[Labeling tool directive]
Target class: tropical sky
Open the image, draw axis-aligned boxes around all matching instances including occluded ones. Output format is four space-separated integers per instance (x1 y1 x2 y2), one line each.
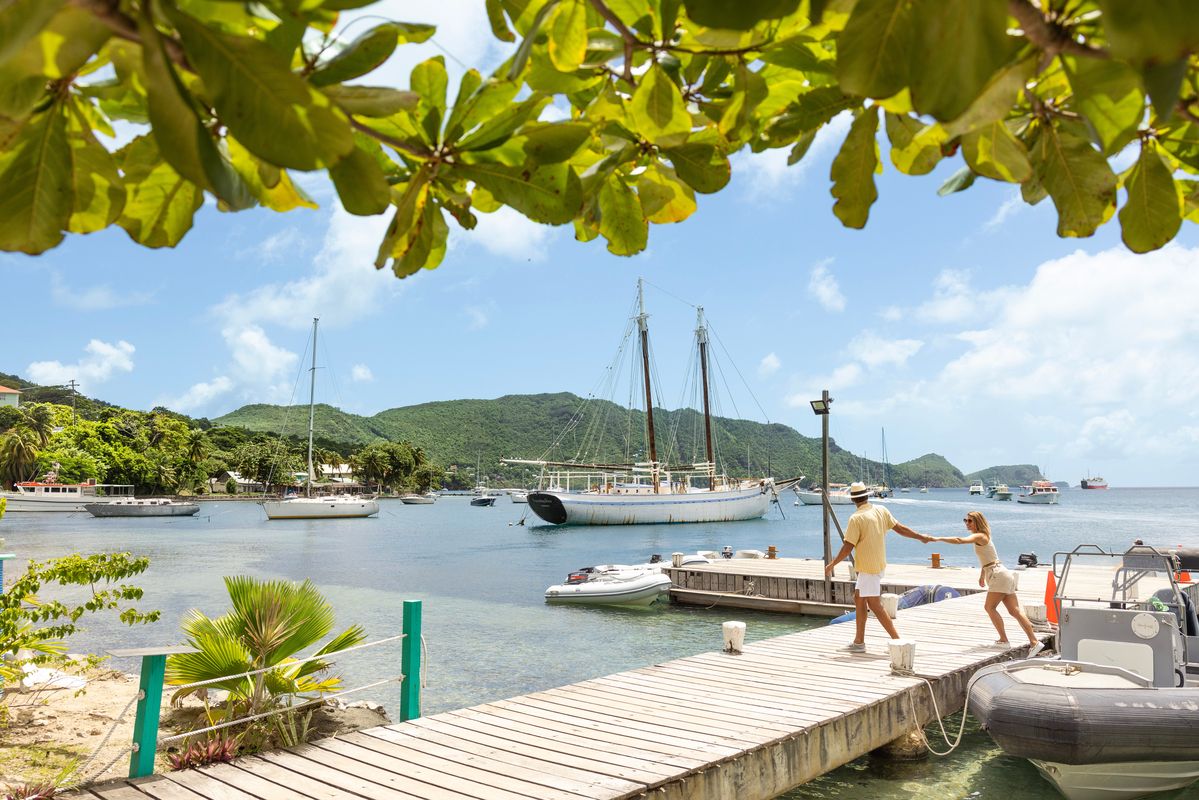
3 1 1197 486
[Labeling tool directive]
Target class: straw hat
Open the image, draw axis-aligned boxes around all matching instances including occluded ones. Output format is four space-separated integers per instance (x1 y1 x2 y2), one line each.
848 481 870 500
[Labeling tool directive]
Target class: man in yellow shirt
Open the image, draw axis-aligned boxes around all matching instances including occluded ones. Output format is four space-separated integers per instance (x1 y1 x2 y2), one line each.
824 482 930 652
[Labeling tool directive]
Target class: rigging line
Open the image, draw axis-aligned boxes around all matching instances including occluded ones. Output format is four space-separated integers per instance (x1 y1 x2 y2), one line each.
428 37 471 71
319 333 347 424
640 278 698 310
708 322 772 424
262 329 312 495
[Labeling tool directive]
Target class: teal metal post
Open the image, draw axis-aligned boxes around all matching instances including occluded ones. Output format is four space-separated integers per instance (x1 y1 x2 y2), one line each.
399 600 422 721
0 553 14 593
129 654 165 778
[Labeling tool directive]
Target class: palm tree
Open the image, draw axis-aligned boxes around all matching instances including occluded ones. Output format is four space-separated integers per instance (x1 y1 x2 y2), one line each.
19 403 55 447
166 577 365 717
1 426 41 486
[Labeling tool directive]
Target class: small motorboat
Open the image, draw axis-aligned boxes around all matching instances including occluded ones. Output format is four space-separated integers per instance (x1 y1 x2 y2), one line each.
509 490 528 504
992 484 1013 501
793 485 852 506
84 499 200 517
969 544 1199 800
1017 480 1059 504
545 569 672 607
399 494 436 505
470 496 497 507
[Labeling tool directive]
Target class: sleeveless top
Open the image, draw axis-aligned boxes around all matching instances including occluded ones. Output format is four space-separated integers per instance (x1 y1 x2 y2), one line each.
973 535 1001 568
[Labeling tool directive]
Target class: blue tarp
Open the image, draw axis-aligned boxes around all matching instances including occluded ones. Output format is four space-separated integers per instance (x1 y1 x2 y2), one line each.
829 584 961 624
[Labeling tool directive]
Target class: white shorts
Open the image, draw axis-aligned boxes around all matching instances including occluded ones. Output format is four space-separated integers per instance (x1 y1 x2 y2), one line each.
855 571 883 597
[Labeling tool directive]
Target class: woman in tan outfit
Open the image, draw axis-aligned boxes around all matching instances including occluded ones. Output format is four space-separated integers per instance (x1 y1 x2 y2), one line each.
932 510 1043 655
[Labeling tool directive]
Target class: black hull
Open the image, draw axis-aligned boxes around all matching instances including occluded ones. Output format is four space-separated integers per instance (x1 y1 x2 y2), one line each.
970 667 1199 765
527 492 567 524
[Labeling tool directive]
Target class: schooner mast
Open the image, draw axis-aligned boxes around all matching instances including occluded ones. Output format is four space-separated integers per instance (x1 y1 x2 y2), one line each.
636 278 659 492
306 317 318 498
696 307 715 490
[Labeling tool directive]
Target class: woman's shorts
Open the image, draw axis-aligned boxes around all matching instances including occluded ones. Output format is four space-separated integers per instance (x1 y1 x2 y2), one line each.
986 565 1019 594
855 571 883 597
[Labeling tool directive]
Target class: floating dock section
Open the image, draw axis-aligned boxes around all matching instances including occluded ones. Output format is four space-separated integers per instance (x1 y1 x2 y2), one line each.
71 567 1055 800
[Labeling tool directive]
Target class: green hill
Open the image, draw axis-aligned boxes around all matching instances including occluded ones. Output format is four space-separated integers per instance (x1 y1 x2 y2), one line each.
216 393 973 488
965 464 1046 486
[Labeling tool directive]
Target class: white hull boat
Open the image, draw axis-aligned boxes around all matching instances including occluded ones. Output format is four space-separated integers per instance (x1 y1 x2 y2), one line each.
2 482 134 512
527 483 774 526
1018 481 1059 504
399 494 436 505
793 488 852 506
545 571 673 606
263 496 379 519
1029 759 1199 800
509 491 528 504
85 499 200 517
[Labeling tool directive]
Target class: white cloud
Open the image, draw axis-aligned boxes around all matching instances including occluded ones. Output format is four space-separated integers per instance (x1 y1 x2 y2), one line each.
847 332 923 368
983 190 1023 232
785 363 863 408
465 306 490 330
245 228 306 262
758 352 781 378
734 111 853 200
351 364 374 382
164 376 234 413
27 340 135 391
50 273 153 310
461 206 556 262
808 259 845 312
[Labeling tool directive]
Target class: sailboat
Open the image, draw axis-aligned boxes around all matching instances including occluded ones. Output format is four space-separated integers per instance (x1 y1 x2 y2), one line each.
261 318 379 520
503 281 798 526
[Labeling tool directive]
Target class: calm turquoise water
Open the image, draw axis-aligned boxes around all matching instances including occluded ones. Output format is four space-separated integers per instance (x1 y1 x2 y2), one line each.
4 487 1199 799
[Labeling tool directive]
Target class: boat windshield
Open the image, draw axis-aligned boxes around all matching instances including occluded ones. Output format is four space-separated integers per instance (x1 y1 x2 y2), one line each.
1053 545 1183 609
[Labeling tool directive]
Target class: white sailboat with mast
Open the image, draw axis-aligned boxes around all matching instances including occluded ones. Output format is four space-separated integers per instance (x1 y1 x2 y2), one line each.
261 318 379 520
504 281 797 526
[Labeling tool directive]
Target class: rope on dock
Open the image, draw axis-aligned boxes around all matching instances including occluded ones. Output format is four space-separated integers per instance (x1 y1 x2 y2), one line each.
55 688 141 792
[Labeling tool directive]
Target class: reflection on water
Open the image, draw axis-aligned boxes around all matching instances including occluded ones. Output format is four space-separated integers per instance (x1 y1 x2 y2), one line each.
3 488 1199 799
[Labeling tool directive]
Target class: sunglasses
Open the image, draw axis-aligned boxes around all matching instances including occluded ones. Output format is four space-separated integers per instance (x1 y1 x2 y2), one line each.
962 518 973 523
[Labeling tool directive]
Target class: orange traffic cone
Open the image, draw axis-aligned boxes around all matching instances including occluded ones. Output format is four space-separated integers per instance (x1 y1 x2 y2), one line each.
1177 545 1191 583
1044 570 1058 624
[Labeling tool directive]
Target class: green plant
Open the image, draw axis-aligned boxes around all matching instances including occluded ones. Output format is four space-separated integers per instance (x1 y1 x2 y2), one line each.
0 553 160 688
224 477 237 495
3 781 56 800
165 577 365 719
272 707 316 749
166 735 239 771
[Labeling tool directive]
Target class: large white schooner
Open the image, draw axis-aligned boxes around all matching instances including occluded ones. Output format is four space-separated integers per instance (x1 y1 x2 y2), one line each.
504 281 798 526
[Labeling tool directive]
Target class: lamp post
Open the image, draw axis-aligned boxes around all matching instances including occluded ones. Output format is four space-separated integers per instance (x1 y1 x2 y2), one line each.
811 391 832 603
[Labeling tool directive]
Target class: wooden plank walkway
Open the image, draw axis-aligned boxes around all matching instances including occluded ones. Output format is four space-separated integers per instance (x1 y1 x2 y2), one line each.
70 569 1056 800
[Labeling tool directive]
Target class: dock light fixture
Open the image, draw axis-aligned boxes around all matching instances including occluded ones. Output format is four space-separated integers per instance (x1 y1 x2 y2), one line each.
810 398 830 415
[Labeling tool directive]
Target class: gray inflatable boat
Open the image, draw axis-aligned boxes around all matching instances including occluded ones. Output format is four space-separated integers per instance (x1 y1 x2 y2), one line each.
969 545 1199 800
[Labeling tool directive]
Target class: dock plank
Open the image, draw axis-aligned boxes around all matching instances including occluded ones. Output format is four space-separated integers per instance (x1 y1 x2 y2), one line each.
65 563 1059 800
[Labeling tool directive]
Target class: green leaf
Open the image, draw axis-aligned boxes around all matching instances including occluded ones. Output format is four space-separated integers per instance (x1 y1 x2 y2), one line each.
375 173 430 268
1098 0 1199 63
117 135 204 248
321 85 419 117
1182 179 1199 223
1063 57 1144 156
937 166 976 195
1028 120 1116 238
227 138 317 212
628 63 691 146
65 99 124 234
787 129 817 165
961 121 1031 183
0 0 65 67
548 0 588 72
764 86 855 145
760 36 835 73
0 102 70 254
907 0 1015 121
1118 140 1182 253
662 141 730 193
456 95 551 152
684 0 801 31
1160 122 1199 172
456 161 582 224
636 163 696 223
597 175 647 255
508 0 558 81
329 145 391 216
2 5 109 79
411 56 449 145
394 202 449 277
1141 58 1187 120
485 0 517 43
519 121 592 163
942 57 1036 138
829 105 879 228
835 0 914 99
167 7 354 170
309 23 404 87
884 113 944 175
444 74 520 145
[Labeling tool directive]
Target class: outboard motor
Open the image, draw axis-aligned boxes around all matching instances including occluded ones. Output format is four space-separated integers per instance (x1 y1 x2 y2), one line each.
1018 552 1039 568
649 554 663 564
721 546 734 559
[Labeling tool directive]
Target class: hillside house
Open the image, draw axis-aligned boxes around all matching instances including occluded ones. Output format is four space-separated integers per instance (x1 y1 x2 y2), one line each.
0 385 20 407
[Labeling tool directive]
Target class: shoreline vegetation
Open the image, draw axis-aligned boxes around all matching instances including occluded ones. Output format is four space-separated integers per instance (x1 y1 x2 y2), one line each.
1 372 1046 492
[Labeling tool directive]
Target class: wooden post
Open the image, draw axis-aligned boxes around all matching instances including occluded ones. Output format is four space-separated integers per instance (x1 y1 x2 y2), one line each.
109 646 197 779
400 600 422 722
821 390 832 603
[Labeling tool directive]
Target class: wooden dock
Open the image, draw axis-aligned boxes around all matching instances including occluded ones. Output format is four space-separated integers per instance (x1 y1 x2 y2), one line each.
69 566 1056 800
667 557 997 615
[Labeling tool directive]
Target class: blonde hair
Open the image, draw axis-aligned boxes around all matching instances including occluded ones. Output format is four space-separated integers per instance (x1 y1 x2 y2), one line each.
965 510 991 537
